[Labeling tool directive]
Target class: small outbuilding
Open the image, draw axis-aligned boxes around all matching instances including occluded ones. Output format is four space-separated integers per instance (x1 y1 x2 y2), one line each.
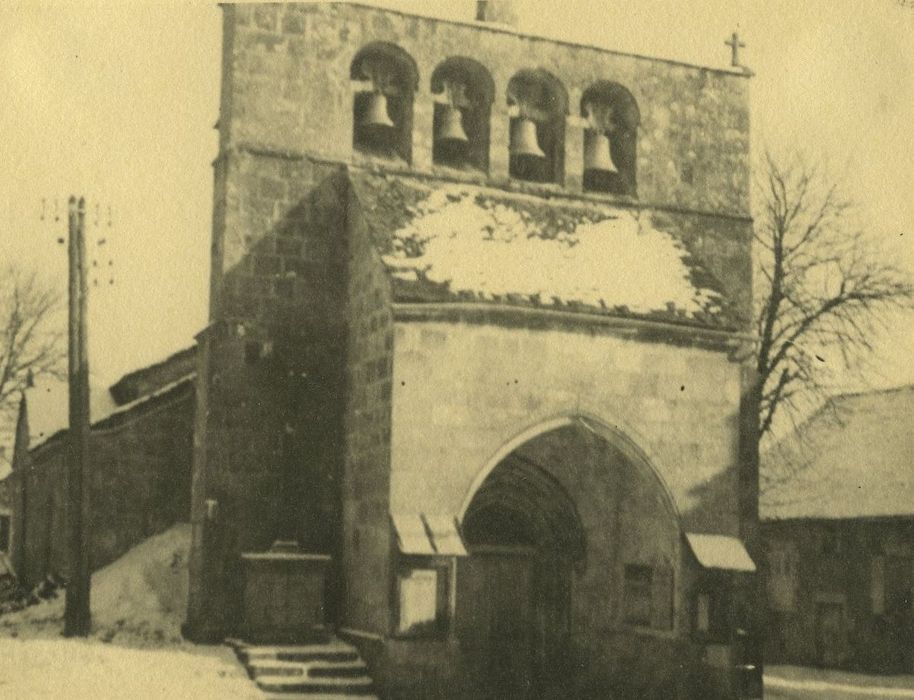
761 385 914 673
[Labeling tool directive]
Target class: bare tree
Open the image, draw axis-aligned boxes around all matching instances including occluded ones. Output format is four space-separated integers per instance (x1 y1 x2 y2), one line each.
0 264 66 428
754 151 914 444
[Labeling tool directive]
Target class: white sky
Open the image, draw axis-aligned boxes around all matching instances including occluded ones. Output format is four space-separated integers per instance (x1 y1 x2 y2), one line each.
1 0 913 388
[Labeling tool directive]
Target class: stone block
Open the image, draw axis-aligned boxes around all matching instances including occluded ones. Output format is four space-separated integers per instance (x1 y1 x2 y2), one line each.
281 9 307 35
259 176 286 200
242 544 332 643
253 5 279 33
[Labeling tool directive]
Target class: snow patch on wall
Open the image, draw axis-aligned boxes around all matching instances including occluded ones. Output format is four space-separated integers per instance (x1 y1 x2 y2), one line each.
381 185 721 319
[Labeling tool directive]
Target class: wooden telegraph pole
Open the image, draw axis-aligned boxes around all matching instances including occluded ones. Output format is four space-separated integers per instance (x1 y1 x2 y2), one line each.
64 196 91 637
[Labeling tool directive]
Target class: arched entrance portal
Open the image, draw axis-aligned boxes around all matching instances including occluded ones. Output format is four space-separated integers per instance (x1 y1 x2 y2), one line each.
456 417 681 699
459 454 585 697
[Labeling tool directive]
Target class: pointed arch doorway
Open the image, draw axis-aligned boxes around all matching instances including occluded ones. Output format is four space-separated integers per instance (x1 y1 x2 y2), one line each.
456 439 587 698
454 416 682 698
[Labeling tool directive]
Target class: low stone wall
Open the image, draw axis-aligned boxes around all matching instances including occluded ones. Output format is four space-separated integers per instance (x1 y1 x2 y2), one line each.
9 381 194 587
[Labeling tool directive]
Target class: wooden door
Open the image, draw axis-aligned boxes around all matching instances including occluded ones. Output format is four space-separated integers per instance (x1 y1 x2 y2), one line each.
457 546 535 699
533 555 573 688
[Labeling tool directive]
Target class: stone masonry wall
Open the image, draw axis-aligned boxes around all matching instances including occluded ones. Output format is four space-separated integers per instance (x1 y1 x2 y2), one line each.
390 319 743 534
341 189 395 635
224 2 751 217
382 317 742 696
188 150 350 637
9 384 193 587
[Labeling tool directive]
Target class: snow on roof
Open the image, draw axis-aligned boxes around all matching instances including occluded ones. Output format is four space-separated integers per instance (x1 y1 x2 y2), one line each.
26 373 194 451
351 175 733 328
92 373 195 429
25 378 118 449
685 533 756 572
761 385 914 521
110 345 196 405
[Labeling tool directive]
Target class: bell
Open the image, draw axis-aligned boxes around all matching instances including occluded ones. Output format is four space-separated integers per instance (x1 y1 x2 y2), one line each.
583 130 618 174
435 104 469 145
360 91 395 131
510 117 546 159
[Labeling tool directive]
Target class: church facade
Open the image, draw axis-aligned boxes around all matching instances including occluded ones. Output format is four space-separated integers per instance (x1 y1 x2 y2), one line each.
7 3 760 698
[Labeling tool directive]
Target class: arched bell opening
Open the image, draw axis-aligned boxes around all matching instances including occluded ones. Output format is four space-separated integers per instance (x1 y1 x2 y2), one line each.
507 69 567 184
580 82 639 196
431 57 494 172
350 42 418 162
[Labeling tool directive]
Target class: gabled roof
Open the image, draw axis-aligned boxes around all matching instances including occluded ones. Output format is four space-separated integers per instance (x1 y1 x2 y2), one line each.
349 173 740 331
109 346 195 405
760 385 914 521
24 373 197 454
21 344 197 454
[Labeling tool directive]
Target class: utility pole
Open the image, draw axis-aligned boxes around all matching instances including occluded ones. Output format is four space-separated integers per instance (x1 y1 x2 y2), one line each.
64 196 91 637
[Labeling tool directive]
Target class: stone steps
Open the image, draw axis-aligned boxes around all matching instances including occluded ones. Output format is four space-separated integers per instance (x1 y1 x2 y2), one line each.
261 695 378 700
230 638 377 699
240 644 360 664
257 676 374 694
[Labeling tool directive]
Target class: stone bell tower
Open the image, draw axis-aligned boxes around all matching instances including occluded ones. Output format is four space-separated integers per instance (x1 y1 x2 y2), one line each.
185 4 758 698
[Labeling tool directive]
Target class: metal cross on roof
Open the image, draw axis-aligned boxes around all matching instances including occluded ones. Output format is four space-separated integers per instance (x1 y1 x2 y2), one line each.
725 31 746 68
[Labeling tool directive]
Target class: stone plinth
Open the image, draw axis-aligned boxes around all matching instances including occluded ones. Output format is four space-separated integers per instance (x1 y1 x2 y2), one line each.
241 540 331 643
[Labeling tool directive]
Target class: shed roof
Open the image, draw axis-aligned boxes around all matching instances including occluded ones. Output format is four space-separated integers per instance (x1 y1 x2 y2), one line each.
760 385 914 521
392 512 468 557
25 373 195 453
349 173 739 331
685 533 756 572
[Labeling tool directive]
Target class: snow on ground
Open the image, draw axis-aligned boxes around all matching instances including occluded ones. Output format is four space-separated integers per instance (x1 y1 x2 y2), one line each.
382 184 721 317
0 638 261 699
0 524 261 698
0 524 191 645
766 665 914 699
